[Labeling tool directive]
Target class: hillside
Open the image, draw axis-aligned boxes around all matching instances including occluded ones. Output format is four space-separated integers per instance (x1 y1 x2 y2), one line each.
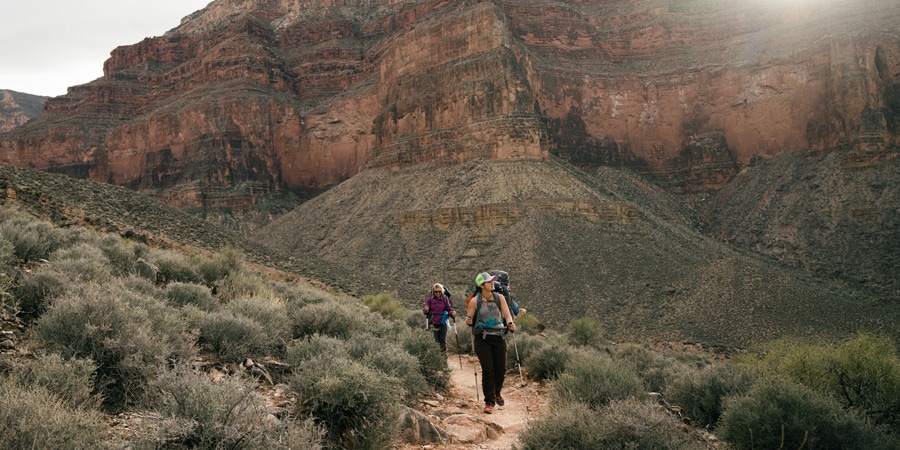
0 90 46 133
253 157 899 349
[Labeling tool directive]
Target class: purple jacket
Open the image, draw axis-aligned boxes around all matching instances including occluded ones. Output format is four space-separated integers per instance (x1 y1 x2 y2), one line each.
423 294 453 325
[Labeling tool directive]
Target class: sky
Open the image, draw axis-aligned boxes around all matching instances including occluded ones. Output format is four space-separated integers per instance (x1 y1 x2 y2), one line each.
0 0 211 97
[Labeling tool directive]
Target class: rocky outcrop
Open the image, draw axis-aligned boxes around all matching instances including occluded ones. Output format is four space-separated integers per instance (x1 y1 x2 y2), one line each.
0 90 46 133
1 0 898 208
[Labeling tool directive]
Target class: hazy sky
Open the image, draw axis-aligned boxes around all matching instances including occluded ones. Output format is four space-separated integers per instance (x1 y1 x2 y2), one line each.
0 0 211 97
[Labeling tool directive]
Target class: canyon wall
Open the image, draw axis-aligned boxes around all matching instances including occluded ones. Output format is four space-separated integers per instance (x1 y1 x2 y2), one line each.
1 0 897 208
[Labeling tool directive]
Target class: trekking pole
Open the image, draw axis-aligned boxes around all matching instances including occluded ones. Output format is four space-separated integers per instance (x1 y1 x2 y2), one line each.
452 317 463 370
510 330 530 420
472 331 479 402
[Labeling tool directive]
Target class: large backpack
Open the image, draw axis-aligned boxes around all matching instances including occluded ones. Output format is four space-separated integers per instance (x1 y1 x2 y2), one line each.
488 269 520 316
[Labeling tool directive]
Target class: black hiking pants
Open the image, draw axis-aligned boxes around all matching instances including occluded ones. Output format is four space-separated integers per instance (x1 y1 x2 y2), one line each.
473 332 507 406
431 324 448 352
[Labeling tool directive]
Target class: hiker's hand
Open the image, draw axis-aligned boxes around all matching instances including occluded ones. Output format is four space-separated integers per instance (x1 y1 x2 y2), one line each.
450 311 456 317
519 308 526 315
465 316 472 326
508 322 516 332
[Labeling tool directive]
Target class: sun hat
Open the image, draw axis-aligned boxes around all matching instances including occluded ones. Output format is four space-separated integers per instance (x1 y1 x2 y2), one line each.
475 272 497 286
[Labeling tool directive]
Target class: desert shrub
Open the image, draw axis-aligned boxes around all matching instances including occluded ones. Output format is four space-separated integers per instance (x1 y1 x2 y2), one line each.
199 310 269 363
522 397 705 450
215 269 268 303
743 333 900 431
448 320 473 354
357 306 410 338
284 334 349 366
405 309 427 329
552 353 644 410
228 295 292 348
165 282 219 310
49 242 113 283
290 355 402 450
527 339 573 381
346 333 428 402
197 246 244 285
666 361 756 428
613 343 686 393
97 235 138 276
150 367 273 449
152 251 202 284
12 353 98 408
33 284 178 409
0 237 14 267
719 377 887 450
402 330 451 392
361 292 408 321
290 300 365 339
265 418 326 450
272 281 334 306
567 317 604 347
0 210 69 263
0 380 109 449
514 312 543 334
505 331 543 373
12 269 67 321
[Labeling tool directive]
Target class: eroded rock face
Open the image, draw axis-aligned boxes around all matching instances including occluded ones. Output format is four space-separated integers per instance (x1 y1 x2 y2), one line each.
0 91 46 133
0 0 897 208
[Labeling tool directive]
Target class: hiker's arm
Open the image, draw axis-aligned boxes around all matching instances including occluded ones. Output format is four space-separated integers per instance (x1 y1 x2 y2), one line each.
499 294 516 331
465 299 477 325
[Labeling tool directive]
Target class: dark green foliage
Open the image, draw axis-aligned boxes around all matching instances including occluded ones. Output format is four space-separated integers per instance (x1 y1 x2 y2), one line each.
0 380 109 450
514 312 543 335
551 352 644 410
567 317 604 348
165 281 218 310
402 330 451 392
526 339 573 381
719 377 888 450
519 399 703 450
12 269 66 321
199 310 269 363
666 362 755 428
290 356 402 450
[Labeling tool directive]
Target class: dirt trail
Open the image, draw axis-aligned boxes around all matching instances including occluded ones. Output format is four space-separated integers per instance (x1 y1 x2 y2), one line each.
399 347 549 450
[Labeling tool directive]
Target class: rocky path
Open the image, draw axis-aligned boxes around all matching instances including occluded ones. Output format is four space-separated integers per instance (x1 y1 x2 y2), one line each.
398 348 549 450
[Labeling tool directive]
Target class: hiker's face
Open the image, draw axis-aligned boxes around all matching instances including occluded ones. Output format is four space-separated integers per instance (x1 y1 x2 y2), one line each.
482 281 493 291
433 290 442 296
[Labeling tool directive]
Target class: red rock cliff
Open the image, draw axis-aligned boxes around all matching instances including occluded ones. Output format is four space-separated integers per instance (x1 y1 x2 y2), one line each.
0 0 897 206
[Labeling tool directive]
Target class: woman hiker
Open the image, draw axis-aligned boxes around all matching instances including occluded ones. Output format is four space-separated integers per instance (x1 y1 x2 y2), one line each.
466 272 516 414
423 283 455 352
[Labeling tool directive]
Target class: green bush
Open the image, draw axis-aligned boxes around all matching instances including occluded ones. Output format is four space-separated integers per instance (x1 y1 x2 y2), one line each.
290 355 402 450
199 310 269 363
12 269 66 321
361 292 408 321
98 235 138 276
228 295 292 349
612 343 685 393
527 339 573 381
284 334 349 366
152 251 202 284
33 284 179 409
150 367 273 449
552 352 644 410
346 334 428 402
0 380 109 449
165 282 218 310
514 312 543 335
0 237 15 267
519 399 703 450
402 330 451 392
290 300 365 339
448 321 474 354
12 353 98 408
567 317 604 347
49 242 113 283
666 362 755 428
198 246 244 285
0 210 69 263
505 331 543 374
744 333 900 431
719 377 887 450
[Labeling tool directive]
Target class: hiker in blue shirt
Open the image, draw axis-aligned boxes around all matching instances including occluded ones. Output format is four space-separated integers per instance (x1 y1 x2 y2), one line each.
465 272 516 414
423 283 455 352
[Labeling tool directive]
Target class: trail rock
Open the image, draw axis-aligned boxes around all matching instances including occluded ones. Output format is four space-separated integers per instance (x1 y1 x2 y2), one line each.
398 407 449 445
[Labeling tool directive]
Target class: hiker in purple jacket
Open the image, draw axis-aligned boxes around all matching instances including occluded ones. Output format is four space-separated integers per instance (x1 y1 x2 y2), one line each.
423 283 455 352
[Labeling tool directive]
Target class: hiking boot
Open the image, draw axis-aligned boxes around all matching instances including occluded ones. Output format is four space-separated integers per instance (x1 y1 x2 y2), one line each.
495 395 505 406
483 404 494 414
